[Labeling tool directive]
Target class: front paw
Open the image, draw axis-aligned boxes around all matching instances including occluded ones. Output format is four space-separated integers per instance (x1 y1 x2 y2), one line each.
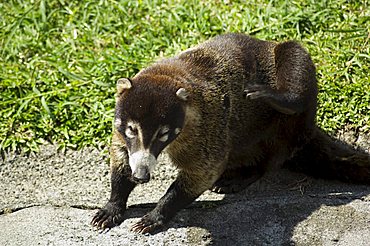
91 202 125 230
244 84 271 99
131 212 164 234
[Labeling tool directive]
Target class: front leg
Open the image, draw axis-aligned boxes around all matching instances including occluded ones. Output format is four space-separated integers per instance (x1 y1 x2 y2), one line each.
131 170 216 233
91 164 136 229
91 140 136 229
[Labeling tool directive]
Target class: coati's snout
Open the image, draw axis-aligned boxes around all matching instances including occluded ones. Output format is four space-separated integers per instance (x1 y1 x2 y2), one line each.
129 150 156 183
132 167 150 183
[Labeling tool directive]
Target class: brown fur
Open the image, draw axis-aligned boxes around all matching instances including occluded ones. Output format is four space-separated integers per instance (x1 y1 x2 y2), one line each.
92 33 370 233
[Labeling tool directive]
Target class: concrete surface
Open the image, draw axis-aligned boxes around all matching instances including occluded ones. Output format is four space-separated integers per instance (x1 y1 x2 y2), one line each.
1 135 369 246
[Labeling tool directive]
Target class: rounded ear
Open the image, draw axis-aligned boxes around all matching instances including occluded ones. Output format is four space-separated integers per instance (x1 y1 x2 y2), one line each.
176 88 188 101
117 78 132 95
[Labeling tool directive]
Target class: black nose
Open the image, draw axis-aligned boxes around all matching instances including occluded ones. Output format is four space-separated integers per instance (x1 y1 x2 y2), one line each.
133 174 150 184
132 168 150 183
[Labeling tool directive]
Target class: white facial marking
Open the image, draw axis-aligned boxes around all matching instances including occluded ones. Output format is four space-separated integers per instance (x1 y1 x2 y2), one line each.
129 150 157 176
148 125 171 147
175 128 181 135
158 134 169 142
125 121 142 141
125 127 136 139
126 122 157 177
114 118 122 128
158 125 170 142
149 127 161 148
160 125 170 134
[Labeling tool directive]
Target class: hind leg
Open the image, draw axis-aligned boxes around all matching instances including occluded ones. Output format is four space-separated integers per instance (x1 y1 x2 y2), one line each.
211 165 262 194
244 41 317 115
211 141 290 194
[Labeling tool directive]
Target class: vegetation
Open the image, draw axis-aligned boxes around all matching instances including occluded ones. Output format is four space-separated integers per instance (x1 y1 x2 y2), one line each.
1 0 369 153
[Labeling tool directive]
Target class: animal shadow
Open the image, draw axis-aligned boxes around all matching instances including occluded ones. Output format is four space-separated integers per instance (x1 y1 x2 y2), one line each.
126 168 369 245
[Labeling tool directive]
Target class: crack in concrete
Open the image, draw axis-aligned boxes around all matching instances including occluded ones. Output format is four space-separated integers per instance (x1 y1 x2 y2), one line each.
70 204 101 210
0 203 42 215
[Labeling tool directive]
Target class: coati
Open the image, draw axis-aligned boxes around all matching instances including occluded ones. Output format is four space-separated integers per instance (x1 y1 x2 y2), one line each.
91 33 370 233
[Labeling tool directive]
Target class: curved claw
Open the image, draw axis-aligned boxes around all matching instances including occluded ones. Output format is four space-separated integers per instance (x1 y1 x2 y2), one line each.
91 203 125 230
130 214 163 234
244 84 271 100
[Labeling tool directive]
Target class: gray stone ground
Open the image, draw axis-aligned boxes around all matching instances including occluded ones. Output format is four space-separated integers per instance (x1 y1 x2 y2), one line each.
0 131 369 246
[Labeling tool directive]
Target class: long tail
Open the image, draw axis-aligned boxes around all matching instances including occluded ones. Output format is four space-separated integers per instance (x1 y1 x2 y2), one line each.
285 127 370 184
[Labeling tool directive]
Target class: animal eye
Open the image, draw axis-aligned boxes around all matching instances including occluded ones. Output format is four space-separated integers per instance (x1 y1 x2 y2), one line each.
158 126 170 142
158 133 169 142
125 125 137 139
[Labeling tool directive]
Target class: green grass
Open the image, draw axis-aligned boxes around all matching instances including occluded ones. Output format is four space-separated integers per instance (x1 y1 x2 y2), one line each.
1 0 369 154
